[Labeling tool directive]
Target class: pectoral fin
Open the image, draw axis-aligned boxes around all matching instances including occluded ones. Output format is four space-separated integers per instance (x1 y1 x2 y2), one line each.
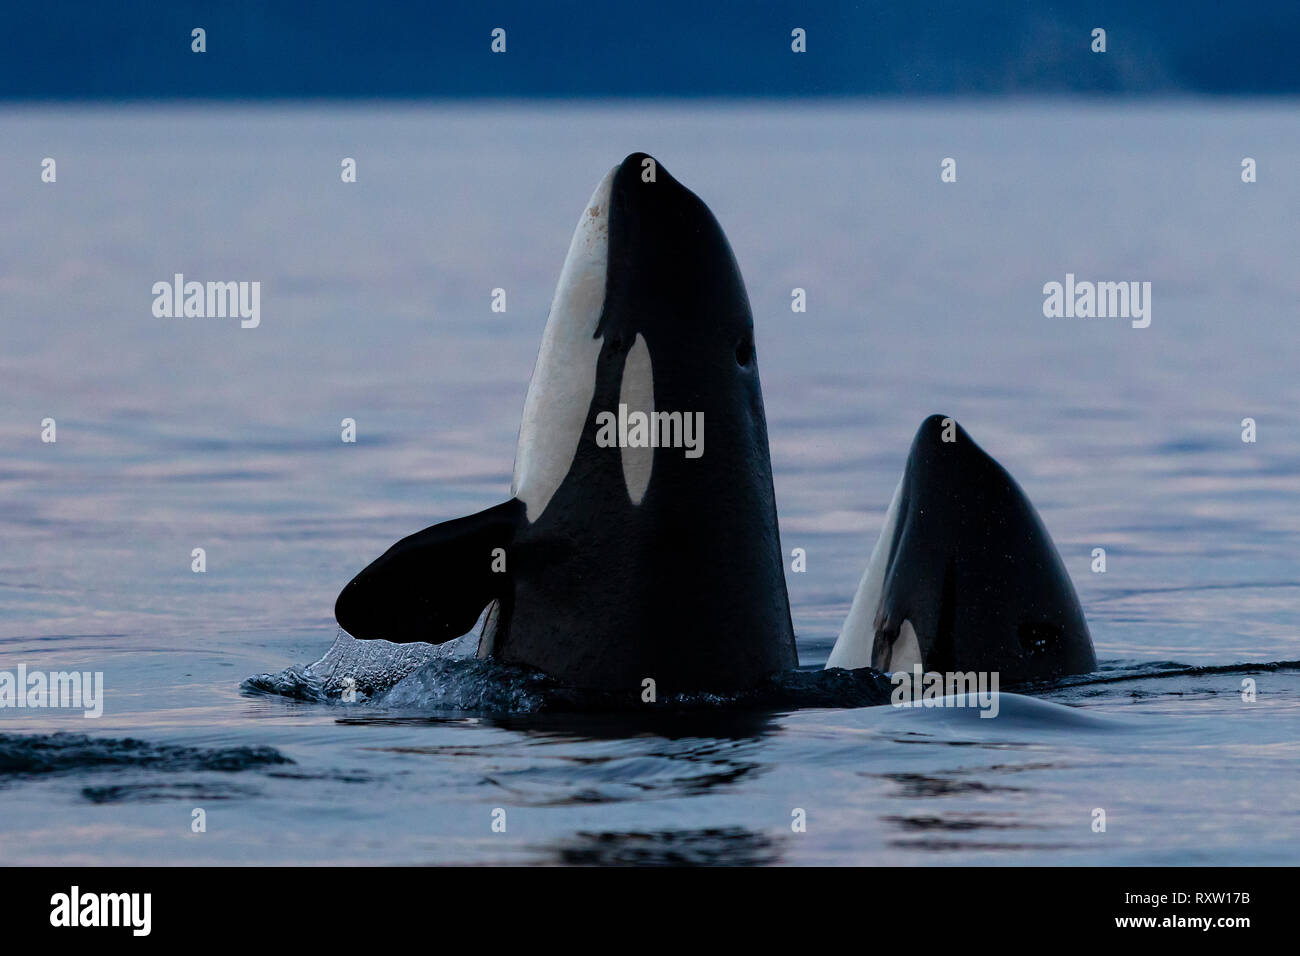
334 498 524 644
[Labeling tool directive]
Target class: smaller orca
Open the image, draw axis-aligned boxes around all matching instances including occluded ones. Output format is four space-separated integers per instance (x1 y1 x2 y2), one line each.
826 415 1096 682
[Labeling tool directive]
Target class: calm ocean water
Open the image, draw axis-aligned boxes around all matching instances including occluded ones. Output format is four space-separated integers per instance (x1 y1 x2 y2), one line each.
1 102 1297 864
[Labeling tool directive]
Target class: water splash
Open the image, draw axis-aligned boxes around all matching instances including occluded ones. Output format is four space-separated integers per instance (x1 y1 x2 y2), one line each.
243 631 1300 716
242 629 470 702
243 631 895 713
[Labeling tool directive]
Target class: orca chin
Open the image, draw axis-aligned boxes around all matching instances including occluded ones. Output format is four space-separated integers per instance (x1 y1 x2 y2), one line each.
826 415 1096 683
335 152 798 694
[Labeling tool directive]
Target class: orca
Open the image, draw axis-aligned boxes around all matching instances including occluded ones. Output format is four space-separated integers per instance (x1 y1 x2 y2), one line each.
826 415 1096 682
335 152 799 693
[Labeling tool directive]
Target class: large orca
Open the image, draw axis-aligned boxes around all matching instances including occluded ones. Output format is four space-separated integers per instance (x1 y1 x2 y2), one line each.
335 153 799 693
826 415 1096 682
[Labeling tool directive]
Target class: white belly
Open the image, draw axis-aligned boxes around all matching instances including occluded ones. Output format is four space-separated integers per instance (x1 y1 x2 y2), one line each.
512 166 616 523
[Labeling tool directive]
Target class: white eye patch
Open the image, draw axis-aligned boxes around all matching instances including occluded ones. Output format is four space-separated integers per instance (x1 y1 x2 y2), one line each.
887 620 923 672
618 333 654 505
